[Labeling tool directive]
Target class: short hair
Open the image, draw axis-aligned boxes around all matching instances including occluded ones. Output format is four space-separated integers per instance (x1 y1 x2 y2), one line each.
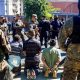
42 15 46 18
14 34 21 41
49 39 56 46
27 29 35 38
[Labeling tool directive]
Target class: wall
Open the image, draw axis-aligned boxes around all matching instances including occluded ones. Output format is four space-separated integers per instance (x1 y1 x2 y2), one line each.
0 0 5 15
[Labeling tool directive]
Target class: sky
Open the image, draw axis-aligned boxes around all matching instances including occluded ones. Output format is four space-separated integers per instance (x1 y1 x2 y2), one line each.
48 0 78 2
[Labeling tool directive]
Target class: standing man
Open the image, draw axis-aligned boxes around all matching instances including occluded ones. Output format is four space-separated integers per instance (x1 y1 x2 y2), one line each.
0 29 12 80
29 14 39 38
12 14 25 41
38 16 50 48
51 15 61 39
58 1 80 80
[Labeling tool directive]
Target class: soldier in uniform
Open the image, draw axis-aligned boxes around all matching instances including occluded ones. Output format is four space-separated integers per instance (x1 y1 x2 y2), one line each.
12 14 25 41
0 29 12 80
58 1 80 80
29 14 39 39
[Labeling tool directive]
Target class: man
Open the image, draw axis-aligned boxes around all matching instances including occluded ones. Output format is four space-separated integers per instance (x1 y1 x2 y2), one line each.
23 30 41 79
58 1 80 80
42 39 60 78
38 16 50 48
0 29 12 80
12 14 25 41
51 15 61 39
29 14 39 38
0 16 10 61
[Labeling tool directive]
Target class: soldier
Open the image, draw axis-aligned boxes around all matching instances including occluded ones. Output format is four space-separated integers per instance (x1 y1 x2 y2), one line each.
58 1 80 80
12 14 25 41
0 29 12 80
29 14 39 39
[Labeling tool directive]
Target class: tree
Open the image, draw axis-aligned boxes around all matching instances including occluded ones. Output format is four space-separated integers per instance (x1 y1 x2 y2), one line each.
24 0 53 20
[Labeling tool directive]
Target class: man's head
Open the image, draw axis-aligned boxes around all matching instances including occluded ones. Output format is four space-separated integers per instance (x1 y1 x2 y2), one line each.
32 14 38 22
41 15 46 20
49 39 56 47
14 34 21 42
27 29 35 38
0 16 4 23
15 14 20 20
54 15 58 21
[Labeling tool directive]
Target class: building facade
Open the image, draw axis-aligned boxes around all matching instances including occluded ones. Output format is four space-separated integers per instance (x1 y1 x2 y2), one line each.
0 0 23 16
49 0 78 15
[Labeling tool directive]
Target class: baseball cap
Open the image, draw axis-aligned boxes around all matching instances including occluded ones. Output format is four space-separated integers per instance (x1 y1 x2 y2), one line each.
32 14 38 19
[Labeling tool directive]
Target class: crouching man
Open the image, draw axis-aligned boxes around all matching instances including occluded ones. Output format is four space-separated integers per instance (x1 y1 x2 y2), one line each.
42 39 60 78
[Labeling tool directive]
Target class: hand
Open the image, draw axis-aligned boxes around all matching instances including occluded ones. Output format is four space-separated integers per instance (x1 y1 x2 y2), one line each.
51 65 57 71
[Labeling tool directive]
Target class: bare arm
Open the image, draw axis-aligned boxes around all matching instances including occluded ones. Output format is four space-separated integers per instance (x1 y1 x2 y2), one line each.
42 56 50 69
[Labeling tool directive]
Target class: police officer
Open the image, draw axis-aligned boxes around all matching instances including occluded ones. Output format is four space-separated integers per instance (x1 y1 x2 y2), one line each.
38 16 50 48
58 1 80 80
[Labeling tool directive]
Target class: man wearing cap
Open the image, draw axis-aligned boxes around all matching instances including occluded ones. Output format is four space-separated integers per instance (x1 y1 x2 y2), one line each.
29 14 39 38
58 0 80 80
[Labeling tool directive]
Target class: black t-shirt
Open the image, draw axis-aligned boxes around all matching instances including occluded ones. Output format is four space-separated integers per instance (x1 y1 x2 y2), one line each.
23 38 41 61
38 20 50 32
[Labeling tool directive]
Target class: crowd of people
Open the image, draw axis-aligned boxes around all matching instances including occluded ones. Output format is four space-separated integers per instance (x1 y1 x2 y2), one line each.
0 13 65 80
0 1 79 80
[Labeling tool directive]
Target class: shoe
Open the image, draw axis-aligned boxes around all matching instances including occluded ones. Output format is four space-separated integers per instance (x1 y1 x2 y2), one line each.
27 69 31 79
31 69 36 79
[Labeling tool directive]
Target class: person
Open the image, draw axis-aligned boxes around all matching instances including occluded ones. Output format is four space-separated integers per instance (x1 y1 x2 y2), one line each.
0 16 10 61
29 14 39 38
23 29 41 79
9 34 23 76
51 15 61 39
0 29 12 80
38 16 50 48
58 1 80 80
0 16 8 36
12 14 25 41
10 34 23 56
42 39 60 78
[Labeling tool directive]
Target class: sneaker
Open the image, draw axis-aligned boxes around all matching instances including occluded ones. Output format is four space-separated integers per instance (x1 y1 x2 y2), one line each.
31 69 36 79
27 69 31 79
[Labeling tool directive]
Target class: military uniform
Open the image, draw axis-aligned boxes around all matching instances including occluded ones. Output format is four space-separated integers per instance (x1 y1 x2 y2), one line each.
0 29 12 80
58 16 80 80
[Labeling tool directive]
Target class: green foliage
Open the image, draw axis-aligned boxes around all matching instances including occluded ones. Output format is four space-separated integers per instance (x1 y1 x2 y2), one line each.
24 0 53 20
